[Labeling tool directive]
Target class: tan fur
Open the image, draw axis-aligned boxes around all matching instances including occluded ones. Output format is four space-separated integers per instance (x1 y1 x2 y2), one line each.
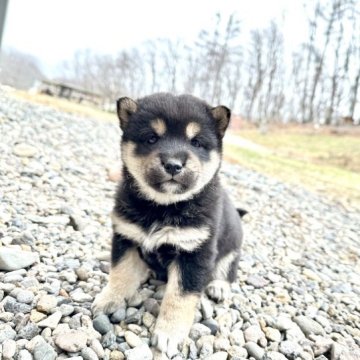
122 141 220 205
92 248 149 315
211 106 230 137
185 122 201 139
152 263 199 355
117 97 137 128
112 212 209 252
151 118 167 136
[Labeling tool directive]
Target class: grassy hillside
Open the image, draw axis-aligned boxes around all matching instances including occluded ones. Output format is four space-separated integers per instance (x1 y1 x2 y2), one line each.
225 129 360 209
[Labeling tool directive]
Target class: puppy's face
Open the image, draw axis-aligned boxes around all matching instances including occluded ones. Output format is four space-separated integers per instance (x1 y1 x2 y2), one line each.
117 94 230 204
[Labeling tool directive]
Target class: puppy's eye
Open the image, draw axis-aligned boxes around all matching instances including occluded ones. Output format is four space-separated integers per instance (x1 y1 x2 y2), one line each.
147 135 158 144
191 138 201 148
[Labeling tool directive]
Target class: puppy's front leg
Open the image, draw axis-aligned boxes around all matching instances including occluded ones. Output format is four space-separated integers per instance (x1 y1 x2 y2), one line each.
151 263 199 358
92 235 149 316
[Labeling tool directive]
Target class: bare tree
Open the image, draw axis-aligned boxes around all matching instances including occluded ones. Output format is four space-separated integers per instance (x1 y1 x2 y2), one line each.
0 49 44 89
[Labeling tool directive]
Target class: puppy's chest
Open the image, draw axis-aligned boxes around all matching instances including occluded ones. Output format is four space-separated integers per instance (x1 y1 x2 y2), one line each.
112 212 210 252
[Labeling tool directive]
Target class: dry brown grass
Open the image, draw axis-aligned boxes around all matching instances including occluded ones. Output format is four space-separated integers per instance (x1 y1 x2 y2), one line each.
10 89 116 122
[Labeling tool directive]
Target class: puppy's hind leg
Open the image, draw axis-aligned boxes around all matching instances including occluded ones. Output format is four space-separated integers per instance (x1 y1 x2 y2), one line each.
206 250 240 302
92 236 149 316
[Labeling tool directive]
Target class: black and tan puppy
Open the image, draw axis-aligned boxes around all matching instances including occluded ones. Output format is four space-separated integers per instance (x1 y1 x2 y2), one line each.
92 93 243 357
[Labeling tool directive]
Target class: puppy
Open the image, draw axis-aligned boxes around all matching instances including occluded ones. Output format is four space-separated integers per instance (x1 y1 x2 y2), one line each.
92 93 244 358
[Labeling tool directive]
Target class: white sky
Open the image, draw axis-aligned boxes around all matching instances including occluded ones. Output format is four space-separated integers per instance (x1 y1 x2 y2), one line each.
3 0 308 76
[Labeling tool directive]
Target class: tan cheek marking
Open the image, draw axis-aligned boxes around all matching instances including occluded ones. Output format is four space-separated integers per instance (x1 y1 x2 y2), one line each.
186 122 201 139
151 118 166 136
154 263 199 334
186 151 201 172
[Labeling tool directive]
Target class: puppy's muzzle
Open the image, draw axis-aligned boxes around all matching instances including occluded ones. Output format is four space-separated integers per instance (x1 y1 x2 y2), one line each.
160 151 188 176
163 159 183 176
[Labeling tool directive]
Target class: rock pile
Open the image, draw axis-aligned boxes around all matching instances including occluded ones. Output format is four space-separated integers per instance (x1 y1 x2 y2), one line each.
0 88 359 359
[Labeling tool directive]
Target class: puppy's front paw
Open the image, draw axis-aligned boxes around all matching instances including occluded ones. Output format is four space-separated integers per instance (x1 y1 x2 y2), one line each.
92 286 125 316
206 280 231 302
151 327 185 358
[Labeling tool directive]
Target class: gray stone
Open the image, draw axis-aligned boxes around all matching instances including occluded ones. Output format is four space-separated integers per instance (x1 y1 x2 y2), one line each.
311 335 333 356
331 342 360 360
59 303 75 316
214 336 230 351
110 350 125 359
37 311 62 329
201 318 219 335
0 248 38 271
37 295 57 313
52 323 71 336
0 324 16 344
265 327 281 342
189 323 212 341
263 351 287 360
13 143 38 157
144 298 160 317
118 342 130 353
70 289 93 302
18 349 33 360
3 296 32 313
244 342 265 360
294 316 325 336
90 338 105 358
81 346 99 360
55 329 88 352
206 352 228 360
285 324 306 342
25 335 46 352
18 322 40 340
228 345 248 359
33 342 57 360
125 308 143 324
16 289 34 304
271 316 295 331
244 324 265 343
2 339 17 360
197 335 214 358
142 312 155 328
246 274 269 288
0 312 14 322
68 312 82 329
110 308 126 322
201 296 214 319
127 293 143 308
125 343 153 360
229 329 245 346
278 340 302 357
124 331 142 348
93 314 113 334
101 331 116 348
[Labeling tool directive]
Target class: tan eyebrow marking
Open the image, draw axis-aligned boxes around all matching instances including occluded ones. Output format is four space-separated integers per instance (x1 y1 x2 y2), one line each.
186 122 201 139
150 118 166 136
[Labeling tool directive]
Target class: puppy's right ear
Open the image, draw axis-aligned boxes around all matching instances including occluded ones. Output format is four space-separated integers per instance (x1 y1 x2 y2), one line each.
116 97 138 130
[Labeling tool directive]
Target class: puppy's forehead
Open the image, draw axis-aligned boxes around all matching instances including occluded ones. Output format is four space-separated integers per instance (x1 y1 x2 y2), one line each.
137 94 210 137
139 94 209 121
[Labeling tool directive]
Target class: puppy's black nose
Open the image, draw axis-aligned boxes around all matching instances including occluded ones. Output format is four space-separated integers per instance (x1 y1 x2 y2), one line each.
164 160 183 175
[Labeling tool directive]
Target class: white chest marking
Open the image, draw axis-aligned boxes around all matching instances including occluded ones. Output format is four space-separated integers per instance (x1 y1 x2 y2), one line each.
111 212 209 252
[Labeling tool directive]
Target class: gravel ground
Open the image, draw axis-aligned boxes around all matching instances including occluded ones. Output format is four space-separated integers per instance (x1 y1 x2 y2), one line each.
0 87 359 360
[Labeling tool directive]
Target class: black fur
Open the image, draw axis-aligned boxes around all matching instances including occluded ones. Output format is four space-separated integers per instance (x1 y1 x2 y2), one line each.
112 93 243 295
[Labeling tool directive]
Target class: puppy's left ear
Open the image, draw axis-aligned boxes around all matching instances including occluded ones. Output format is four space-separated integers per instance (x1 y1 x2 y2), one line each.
211 105 231 138
116 97 138 130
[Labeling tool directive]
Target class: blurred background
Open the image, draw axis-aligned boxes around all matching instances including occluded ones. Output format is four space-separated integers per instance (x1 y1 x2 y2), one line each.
1 0 359 206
